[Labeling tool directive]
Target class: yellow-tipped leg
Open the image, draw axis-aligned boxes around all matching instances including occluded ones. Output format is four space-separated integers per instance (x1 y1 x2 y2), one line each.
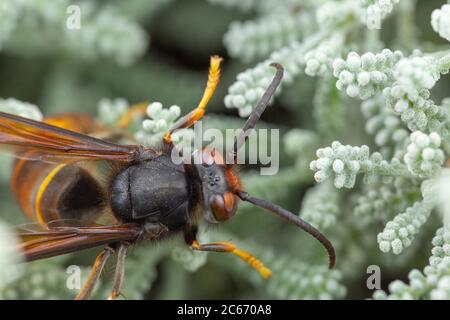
197 55 222 111
191 240 272 279
164 56 222 145
231 247 272 279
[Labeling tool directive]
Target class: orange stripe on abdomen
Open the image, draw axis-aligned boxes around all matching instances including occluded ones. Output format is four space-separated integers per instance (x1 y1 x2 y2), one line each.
11 160 59 224
10 113 101 226
34 163 66 226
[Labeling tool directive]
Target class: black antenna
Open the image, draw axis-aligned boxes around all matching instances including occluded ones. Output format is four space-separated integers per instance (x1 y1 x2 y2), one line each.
231 63 284 163
236 190 336 269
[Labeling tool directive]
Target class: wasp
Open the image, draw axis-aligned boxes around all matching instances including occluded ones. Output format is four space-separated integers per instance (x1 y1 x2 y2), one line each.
0 56 335 299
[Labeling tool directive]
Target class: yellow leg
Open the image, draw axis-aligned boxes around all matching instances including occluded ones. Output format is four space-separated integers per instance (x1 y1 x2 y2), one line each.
191 240 272 279
164 56 222 144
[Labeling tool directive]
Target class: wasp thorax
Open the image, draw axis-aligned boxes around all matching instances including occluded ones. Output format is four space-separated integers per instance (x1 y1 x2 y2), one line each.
109 155 190 230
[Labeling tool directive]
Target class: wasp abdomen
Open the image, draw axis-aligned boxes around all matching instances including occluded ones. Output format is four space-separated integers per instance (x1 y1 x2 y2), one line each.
56 166 105 222
11 161 105 226
10 114 106 227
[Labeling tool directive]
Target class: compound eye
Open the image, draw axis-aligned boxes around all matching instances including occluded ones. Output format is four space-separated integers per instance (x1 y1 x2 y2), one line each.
210 192 236 222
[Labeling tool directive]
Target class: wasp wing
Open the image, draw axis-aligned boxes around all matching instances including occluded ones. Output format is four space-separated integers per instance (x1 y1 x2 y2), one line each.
14 224 142 261
0 111 143 163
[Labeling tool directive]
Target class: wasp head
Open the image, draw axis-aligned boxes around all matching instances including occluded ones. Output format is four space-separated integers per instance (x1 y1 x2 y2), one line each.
192 148 241 224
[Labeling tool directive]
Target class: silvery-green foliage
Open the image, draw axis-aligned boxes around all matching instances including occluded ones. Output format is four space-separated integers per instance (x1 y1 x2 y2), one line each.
444 98 450 111
404 131 444 178
108 244 168 300
313 75 347 138
239 168 312 217
267 261 345 300
299 3 450 294
0 222 23 290
310 141 411 189
96 98 129 127
263 253 346 300
383 56 448 134
437 169 450 225
283 129 319 177
224 40 310 117
310 142 368 189
63 1 148 67
222 0 356 117
353 177 420 225
0 260 87 300
283 129 320 166
0 98 43 182
172 231 210 272
374 225 450 299
361 95 409 157
316 0 358 32
1 0 147 66
224 12 314 63
0 98 42 121
300 181 340 230
304 34 345 77
431 4 450 42
213 231 346 300
394 56 440 92
207 0 321 14
333 49 403 99
377 180 438 254
134 101 193 148
359 0 400 29
2 223 164 299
